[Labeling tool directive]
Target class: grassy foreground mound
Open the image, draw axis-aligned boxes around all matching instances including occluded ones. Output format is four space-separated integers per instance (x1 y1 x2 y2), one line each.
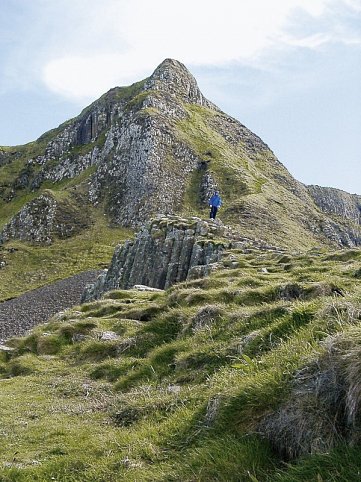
1 247 361 481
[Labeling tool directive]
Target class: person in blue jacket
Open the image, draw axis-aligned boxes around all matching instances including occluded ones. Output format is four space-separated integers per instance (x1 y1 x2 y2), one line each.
209 190 222 220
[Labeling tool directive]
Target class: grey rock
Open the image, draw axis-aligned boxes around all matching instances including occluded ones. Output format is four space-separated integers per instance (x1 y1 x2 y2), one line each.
81 270 108 303
0 191 89 245
132 285 164 292
98 331 120 341
308 185 361 225
83 216 225 301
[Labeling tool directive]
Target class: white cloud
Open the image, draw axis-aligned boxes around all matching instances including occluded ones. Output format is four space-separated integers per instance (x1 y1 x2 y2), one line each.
280 33 332 48
342 0 361 12
40 0 358 101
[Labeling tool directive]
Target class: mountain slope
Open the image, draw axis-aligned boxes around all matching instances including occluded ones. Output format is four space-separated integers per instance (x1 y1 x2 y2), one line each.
0 58 360 253
1 60 361 481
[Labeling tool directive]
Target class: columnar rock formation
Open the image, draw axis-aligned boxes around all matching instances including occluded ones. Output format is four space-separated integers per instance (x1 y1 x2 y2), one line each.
82 216 226 301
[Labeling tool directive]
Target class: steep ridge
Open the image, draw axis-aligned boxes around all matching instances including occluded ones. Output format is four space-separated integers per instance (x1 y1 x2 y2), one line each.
0 58 360 250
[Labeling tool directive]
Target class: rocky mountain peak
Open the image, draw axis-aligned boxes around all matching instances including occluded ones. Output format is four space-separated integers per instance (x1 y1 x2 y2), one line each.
144 58 217 109
1 58 361 249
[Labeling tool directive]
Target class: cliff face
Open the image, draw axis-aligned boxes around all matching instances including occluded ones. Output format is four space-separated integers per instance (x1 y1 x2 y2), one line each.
6 60 219 228
82 216 227 301
308 185 361 225
0 58 361 249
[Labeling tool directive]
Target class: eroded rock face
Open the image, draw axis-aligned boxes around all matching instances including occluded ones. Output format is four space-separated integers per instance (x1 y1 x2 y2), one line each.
304 186 361 246
15 60 223 228
308 185 361 225
82 216 226 301
0 192 89 244
88 112 201 227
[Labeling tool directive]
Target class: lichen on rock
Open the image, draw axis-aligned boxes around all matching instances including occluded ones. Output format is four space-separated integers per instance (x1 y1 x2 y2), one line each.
82 216 226 301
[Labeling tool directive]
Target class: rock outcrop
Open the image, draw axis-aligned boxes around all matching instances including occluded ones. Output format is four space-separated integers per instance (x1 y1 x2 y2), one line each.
308 185 361 225
0 191 89 244
82 216 226 301
10 59 218 227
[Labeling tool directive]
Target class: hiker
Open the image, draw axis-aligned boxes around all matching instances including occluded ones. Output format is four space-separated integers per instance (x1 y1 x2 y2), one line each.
209 191 222 220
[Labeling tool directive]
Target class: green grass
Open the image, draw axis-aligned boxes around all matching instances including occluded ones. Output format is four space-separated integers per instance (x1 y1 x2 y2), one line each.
0 247 361 480
173 103 355 251
0 213 132 301
271 444 361 481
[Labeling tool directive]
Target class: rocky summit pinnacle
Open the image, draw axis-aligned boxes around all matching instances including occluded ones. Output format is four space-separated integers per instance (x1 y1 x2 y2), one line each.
144 58 217 109
0 58 360 249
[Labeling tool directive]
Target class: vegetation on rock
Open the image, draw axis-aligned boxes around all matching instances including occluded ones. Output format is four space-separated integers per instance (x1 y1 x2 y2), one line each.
0 58 360 254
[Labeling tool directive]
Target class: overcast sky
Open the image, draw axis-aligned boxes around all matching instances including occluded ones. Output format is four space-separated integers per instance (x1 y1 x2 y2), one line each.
1 0 360 193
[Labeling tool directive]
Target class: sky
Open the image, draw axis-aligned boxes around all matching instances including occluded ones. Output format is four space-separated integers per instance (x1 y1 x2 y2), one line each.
0 0 360 194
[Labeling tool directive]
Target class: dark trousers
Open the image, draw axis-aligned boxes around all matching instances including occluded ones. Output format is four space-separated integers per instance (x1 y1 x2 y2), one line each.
210 206 218 219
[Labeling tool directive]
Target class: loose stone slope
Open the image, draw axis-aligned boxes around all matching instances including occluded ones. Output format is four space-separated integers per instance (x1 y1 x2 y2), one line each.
0 270 100 341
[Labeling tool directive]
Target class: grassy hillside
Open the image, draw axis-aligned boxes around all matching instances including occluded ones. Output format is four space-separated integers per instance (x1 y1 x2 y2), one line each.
0 213 132 301
0 158 132 301
176 104 335 250
1 245 361 480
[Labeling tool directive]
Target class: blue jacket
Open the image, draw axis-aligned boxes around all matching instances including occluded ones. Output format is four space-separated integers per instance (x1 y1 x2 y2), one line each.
209 194 222 208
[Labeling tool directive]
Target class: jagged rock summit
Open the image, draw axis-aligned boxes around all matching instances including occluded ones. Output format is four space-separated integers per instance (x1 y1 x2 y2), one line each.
0 58 360 249
144 58 217 108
